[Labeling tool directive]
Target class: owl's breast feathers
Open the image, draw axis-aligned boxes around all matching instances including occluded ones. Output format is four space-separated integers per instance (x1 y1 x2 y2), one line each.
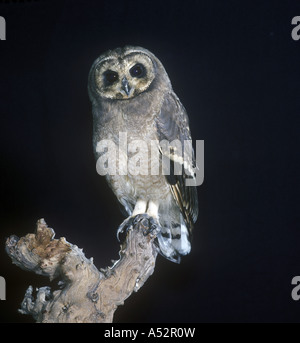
93 88 198 231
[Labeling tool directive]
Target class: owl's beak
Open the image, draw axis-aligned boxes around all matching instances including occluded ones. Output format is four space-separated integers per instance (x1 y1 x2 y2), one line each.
121 77 131 96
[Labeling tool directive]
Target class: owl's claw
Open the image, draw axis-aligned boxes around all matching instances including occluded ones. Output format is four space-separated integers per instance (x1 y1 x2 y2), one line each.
117 216 135 243
133 214 160 236
117 214 160 243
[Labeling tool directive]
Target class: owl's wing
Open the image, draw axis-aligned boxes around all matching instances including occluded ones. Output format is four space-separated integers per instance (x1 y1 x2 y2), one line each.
155 91 199 231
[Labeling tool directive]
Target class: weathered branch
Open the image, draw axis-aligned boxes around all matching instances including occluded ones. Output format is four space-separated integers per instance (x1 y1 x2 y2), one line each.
5 218 158 323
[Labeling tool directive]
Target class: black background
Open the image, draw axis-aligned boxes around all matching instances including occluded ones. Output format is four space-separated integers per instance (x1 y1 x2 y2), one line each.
0 0 299 323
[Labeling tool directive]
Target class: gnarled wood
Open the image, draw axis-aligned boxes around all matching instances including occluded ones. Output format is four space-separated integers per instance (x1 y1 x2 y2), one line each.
5 218 158 323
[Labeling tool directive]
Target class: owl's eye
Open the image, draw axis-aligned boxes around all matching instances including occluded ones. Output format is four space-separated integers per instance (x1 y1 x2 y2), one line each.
103 70 119 86
129 63 146 78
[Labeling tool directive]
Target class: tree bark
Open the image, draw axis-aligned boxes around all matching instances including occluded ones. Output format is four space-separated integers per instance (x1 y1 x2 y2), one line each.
5 218 158 323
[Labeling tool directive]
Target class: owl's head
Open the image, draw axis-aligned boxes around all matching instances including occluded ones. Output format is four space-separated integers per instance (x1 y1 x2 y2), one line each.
88 46 168 101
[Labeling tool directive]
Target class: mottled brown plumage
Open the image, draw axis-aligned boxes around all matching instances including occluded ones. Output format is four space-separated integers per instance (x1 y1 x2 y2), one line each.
88 46 198 263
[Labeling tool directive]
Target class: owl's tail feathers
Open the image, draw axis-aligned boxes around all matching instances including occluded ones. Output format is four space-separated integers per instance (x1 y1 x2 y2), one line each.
155 216 191 264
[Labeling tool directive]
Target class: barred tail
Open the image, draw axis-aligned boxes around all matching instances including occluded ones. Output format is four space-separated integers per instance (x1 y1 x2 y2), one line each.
155 214 191 263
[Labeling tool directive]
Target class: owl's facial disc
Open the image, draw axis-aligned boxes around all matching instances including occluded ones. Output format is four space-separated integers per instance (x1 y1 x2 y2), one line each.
94 51 155 100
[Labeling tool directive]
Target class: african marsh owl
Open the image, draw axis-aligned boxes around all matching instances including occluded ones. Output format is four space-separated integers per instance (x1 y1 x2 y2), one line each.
88 46 198 263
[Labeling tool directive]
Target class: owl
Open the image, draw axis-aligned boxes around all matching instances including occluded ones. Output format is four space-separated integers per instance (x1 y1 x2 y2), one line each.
88 46 198 263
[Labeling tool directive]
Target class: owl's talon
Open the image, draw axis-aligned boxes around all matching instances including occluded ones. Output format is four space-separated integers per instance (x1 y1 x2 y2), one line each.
117 217 134 242
132 214 160 236
118 214 160 242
